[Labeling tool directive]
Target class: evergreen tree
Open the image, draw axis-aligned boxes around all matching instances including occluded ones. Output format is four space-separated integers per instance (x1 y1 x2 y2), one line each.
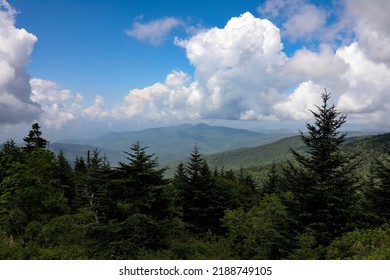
0 139 24 184
174 161 187 181
263 163 285 195
178 145 236 234
54 151 79 212
89 142 172 258
112 142 169 220
365 149 390 225
74 156 87 174
23 123 48 152
0 149 69 239
286 90 360 246
85 149 110 222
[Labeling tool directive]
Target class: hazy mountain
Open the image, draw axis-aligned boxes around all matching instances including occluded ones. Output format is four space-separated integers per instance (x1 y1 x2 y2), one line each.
56 123 292 165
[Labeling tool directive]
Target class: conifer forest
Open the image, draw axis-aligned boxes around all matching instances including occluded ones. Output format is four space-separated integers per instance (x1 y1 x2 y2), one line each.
1 92 389 260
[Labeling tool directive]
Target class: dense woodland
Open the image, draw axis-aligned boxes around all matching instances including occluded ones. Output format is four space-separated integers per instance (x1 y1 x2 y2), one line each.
0 92 389 259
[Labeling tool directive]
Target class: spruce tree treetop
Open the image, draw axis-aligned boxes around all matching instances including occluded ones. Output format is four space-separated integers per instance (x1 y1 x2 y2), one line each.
23 123 48 152
291 90 350 182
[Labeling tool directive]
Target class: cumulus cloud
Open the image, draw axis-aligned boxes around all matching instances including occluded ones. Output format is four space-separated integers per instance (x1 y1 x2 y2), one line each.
126 15 183 45
83 95 109 119
175 12 288 120
112 70 201 121
273 81 324 120
336 43 390 115
30 78 84 128
115 13 291 122
0 0 42 124
31 78 116 128
344 0 390 65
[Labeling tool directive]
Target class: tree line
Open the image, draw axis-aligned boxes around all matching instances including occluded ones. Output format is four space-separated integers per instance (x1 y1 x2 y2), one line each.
0 91 389 259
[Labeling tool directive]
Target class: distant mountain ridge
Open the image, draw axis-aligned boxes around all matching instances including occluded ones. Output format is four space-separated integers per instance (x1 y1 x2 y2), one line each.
55 123 292 165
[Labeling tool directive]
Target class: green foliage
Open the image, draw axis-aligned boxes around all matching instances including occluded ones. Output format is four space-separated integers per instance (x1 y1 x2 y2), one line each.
287 231 325 260
86 142 176 259
223 194 294 259
176 145 257 234
1 119 389 260
326 225 390 260
0 149 69 237
364 150 390 225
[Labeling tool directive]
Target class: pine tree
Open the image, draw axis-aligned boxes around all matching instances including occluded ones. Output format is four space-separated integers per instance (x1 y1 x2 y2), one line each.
23 123 48 152
89 142 172 258
0 139 24 184
178 145 232 233
54 151 78 212
286 90 360 246
174 161 187 181
113 142 169 219
366 149 390 225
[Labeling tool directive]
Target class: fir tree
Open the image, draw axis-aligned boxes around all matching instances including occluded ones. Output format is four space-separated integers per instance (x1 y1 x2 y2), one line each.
286 90 360 246
178 145 231 233
23 123 48 152
54 151 78 212
89 142 172 258
365 149 390 225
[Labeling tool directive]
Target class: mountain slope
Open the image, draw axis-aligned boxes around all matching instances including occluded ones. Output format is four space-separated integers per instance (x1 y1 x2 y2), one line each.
202 132 390 171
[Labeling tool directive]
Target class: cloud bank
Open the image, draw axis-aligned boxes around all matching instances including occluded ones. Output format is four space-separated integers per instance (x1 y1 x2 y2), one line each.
0 0 42 124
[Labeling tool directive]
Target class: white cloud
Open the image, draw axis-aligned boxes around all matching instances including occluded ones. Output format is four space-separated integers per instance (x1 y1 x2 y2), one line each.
83 95 109 119
284 45 349 88
117 11 291 123
176 12 287 120
112 70 201 121
273 81 323 120
30 78 84 129
336 42 390 116
0 0 42 124
344 0 390 65
126 16 183 45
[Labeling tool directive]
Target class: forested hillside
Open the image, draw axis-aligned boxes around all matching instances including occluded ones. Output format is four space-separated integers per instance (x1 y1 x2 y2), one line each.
0 93 389 260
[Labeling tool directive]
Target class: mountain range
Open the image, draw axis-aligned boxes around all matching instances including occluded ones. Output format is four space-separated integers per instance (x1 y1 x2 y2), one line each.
51 123 389 174
53 123 292 166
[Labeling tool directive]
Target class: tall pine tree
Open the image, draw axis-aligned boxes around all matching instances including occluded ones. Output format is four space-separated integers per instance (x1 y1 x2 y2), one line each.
286 90 360 247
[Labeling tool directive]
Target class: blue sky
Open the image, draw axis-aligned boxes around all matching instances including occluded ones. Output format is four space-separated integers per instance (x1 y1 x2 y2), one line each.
9 0 259 105
1 0 390 142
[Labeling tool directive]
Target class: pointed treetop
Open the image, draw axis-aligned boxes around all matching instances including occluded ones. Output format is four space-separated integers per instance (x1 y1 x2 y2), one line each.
23 122 48 152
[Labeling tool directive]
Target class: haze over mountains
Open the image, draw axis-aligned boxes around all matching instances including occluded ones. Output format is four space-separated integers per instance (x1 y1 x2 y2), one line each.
50 123 388 170
52 123 292 166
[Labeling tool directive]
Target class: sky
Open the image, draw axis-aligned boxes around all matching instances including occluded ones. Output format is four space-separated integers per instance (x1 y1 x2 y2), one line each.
1 0 390 142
